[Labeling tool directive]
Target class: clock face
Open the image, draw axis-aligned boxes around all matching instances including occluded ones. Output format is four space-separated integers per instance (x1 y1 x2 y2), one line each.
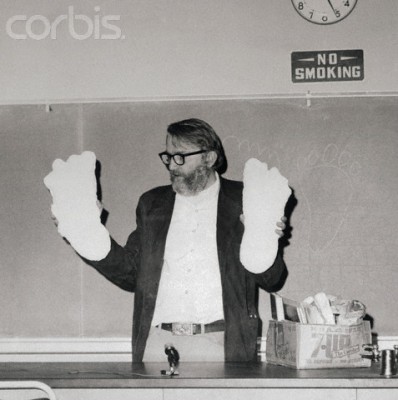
291 0 358 25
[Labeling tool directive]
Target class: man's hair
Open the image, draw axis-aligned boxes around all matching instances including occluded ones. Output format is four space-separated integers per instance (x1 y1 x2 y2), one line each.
167 118 228 174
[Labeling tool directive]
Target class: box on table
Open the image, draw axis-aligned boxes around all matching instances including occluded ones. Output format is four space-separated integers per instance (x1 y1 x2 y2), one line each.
266 320 372 369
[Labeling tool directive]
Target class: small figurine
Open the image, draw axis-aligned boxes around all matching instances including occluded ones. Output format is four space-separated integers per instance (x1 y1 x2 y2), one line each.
161 344 180 376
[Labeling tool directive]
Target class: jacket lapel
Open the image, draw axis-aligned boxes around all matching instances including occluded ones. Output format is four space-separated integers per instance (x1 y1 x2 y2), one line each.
144 187 175 289
149 187 175 247
217 179 242 277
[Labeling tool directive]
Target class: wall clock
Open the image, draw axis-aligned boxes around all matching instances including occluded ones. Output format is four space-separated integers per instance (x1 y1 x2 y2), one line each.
291 0 358 25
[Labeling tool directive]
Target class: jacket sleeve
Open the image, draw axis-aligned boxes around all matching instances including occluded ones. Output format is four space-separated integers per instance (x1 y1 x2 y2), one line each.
81 199 144 292
250 246 288 292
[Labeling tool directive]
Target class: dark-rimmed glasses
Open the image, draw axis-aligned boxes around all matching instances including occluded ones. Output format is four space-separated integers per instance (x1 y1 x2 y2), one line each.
158 150 208 166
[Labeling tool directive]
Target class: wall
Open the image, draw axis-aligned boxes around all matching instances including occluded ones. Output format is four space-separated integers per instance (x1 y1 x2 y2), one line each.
0 0 397 103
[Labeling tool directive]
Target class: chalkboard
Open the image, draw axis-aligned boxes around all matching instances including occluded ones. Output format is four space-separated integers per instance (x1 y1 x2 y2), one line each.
1 96 397 339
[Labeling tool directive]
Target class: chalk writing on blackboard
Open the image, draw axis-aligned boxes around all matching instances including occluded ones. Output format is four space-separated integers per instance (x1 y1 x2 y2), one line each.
297 144 361 252
222 135 282 170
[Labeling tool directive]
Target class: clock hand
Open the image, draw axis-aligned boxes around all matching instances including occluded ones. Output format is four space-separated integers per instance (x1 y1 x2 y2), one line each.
326 0 336 14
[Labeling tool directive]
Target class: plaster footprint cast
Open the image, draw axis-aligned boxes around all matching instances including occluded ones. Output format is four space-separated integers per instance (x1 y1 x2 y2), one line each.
44 151 111 261
240 158 291 273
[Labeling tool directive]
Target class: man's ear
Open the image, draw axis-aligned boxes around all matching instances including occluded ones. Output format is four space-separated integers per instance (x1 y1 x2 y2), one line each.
206 150 217 168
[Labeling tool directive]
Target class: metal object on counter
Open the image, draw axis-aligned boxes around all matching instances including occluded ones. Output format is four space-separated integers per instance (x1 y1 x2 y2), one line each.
362 344 381 361
380 349 398 377
362 344 398 377
161 344 180 376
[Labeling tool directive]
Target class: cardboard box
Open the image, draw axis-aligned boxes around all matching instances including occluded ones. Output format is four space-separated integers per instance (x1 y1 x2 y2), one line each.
266 320 372 369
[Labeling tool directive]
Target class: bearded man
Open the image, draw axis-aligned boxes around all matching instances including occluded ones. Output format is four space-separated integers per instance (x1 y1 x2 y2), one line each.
50 118 288 362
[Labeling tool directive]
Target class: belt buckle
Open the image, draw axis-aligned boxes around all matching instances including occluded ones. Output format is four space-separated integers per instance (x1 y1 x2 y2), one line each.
171 322 194 336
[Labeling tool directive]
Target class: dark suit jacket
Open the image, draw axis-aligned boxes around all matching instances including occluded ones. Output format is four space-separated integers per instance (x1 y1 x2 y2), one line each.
86 177 287 362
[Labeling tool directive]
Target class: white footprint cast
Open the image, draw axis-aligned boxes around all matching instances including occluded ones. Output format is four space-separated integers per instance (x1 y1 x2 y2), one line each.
297 144 361 252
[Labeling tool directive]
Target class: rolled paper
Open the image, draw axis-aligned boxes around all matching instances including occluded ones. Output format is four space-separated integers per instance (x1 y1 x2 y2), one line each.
240 158 291 273
314 292 335 325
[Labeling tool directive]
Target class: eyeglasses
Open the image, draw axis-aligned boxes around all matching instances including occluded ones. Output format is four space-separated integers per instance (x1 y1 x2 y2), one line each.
158 150 208 166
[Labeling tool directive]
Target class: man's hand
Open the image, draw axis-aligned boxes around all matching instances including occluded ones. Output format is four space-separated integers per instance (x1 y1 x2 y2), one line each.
275 216 287 238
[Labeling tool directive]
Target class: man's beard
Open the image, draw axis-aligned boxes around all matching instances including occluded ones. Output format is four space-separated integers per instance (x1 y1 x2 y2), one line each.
170 165 212 196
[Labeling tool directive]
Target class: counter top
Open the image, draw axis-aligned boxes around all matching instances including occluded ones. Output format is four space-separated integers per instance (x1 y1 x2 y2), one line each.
1 362 397 389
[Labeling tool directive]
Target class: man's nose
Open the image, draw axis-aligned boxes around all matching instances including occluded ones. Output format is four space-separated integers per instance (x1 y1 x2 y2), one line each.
168 157 179 171
168 158 179 171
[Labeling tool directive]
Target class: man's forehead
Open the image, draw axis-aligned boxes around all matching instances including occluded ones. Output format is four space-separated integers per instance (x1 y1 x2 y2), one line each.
166 134 199 151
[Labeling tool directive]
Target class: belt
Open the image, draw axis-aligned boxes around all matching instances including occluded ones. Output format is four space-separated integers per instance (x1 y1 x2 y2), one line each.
159 320 225 336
